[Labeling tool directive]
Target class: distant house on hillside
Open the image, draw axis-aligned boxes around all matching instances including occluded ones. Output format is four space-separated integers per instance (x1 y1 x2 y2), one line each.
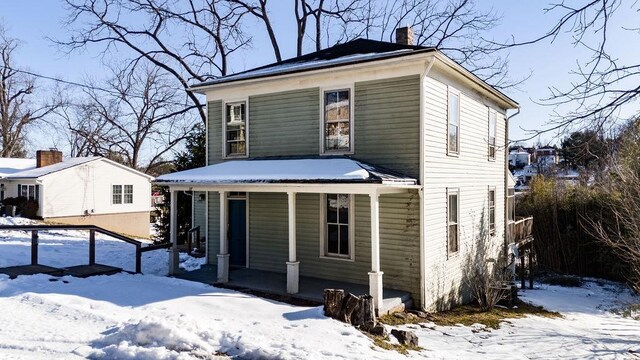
0 150 153 238
535 146 559 168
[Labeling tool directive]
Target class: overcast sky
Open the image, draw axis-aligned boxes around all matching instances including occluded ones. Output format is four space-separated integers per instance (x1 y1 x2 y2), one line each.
1 0 639 154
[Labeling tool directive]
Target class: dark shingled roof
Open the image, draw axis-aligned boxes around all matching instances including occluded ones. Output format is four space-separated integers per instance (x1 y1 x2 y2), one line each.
191 39 435 88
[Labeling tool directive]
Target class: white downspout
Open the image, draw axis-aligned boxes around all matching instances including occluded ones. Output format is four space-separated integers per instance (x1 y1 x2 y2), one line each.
419 55 436 311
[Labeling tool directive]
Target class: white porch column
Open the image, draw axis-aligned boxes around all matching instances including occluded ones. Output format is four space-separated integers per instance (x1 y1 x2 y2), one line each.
286 191 299 294
168 189 179 275
369 192 383 313
217 191 229 283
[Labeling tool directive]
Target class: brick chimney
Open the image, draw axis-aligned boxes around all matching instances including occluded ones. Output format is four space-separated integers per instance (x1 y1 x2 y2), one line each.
395 26 414 46
36 149 63 168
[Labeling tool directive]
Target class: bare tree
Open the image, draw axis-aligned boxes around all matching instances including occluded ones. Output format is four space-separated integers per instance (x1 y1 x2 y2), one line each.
0 25 60 157
492 0 640 138
62 64 196 173
585 120 640 292
60 0 519 120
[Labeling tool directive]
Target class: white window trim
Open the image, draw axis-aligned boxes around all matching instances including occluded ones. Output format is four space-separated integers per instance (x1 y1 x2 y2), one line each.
123 184 134 204
488 186 496 236
320 85 355 155
112 184 123 205
446 187 460 257
488 108 497 161
222 98 249 159
319 193 356 261
447 87 461 157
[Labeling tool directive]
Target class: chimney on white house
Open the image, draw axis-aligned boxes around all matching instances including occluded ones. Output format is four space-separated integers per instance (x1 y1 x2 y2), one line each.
36 149 63 168
395 26 414 46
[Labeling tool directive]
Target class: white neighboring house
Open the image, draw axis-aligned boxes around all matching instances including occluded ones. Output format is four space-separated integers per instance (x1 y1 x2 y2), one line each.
0 150 153 238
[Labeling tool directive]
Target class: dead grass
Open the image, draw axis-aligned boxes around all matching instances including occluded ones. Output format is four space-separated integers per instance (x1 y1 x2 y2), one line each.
611 303 640 320
380 301 561 330
365 334 421 354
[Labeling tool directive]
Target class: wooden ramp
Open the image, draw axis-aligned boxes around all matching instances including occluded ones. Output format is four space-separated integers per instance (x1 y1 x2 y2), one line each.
63 264 122 278
0 264 123 279
0 265 65 279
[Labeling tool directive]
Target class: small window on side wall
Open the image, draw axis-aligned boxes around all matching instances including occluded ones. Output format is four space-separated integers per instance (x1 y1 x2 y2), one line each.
323 89 351 153
488 109 497 160
488 187 496 236
447 188 459 254
225 101 247 157
112 185 122 204
448 90 460 155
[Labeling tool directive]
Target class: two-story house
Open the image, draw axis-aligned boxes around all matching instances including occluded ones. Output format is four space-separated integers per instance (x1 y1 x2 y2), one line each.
156 28 519 314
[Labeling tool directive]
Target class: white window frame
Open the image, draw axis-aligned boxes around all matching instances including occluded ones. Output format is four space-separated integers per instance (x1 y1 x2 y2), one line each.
223 99 249 159
488 186 496 236
319 193 355 261
447 188 460 256
124 184 134 204
19 184 37 201
447 87 461 156
320 85 355 155
488 108 497 161
112 184 123 205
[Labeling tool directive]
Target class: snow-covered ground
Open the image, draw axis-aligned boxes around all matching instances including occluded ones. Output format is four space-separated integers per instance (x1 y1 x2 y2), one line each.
0 217 638 359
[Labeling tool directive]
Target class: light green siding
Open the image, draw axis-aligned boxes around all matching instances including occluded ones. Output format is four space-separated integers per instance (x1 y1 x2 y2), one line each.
206 191 220 265
248 193 288 272
207 100 223 164
354 75 421 178
192 192 206 235
248 88 320 157
246 191 421 303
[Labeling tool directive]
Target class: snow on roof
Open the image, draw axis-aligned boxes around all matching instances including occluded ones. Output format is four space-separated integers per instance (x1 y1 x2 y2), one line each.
0 158 37 178
192 50 421 88
4 157 100 179
155 157 417 185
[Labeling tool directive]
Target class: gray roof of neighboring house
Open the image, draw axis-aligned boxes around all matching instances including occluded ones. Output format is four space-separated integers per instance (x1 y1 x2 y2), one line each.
191 39 435 89
155 156 417 185
0 158 37 178
4 157 100 179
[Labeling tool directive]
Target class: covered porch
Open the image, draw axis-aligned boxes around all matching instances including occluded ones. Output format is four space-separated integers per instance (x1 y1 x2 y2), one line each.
155 157 420 314
177 266 412 312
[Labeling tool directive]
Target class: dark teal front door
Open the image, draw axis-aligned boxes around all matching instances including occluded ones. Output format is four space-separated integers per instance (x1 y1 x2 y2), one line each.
228 199 247 267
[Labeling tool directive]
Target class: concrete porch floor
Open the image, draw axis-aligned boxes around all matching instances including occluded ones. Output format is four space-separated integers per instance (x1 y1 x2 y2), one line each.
176 265 412 314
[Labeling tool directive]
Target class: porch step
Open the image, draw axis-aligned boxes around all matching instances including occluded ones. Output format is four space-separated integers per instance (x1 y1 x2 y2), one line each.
63 264 122 278
0 264 65 279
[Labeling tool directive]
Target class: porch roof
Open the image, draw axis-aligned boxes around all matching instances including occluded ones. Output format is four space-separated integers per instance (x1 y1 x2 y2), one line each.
155 157 417 187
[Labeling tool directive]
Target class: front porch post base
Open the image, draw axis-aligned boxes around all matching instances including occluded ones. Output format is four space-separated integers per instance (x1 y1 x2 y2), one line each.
286 261 300 294
168 247 179 276
368 271 384 314
217 254 230 283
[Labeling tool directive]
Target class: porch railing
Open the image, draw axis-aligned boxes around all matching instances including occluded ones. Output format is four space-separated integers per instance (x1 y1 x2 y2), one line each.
0 224 169 273
508 216 533 244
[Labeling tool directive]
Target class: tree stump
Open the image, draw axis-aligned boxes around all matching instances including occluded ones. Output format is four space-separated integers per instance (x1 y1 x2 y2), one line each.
323 289 344 319
352 295 376 327
340 293 360 324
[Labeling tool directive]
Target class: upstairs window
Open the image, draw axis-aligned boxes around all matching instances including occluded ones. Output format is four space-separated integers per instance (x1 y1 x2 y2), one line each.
488 109 497 160
225 102 247 157
323 89 351 152
448 90 460 155
488 188 496 235
447 189 459 254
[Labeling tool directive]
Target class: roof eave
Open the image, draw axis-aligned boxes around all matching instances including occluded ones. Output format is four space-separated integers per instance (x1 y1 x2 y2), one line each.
432 51 519 110
187 49 435 93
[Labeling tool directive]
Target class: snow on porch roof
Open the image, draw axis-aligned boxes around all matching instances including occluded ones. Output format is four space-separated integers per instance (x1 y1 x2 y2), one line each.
155 157 417 186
